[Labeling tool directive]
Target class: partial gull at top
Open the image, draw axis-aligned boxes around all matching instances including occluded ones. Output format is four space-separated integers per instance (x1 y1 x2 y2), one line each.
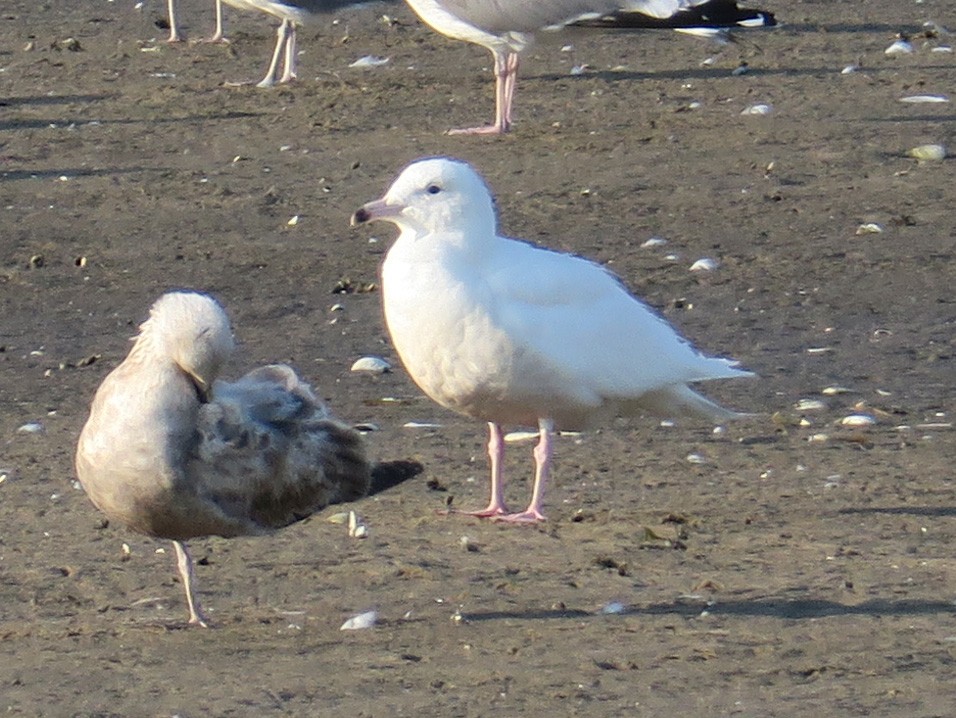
221 0 399 87
352 157 753 522
403 0 777 134
164 0 227 43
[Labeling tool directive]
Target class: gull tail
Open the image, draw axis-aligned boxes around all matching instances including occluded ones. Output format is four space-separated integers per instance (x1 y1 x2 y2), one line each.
368 459 424 497
626 384 752 422
573 0 776 31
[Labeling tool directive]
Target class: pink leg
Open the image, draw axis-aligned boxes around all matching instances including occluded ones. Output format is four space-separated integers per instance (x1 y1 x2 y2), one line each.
500 53 519 129
448 50 519 135
165 0 184 42
278 24 298 84
173 540 211 627
450 423 511 517
494 418 553 523
203 0 228 43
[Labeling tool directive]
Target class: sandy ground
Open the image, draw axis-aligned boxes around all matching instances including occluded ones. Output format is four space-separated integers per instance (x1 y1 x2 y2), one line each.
2 0 955 715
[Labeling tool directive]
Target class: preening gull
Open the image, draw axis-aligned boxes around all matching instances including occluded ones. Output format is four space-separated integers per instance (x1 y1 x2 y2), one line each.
352 157 753 522
165 0 227 43
76 291 418 625
221 0 397 87
402 0 777 134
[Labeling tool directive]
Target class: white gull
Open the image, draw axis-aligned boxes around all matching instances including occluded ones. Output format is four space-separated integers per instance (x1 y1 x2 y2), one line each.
352 157 753 522
403 0 777 134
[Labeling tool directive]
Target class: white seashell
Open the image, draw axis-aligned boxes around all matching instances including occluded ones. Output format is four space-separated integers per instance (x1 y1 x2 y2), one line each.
884 39 913 55
806 347 833 355
641 237 668 248
402 421 443 429
348 55 389 68
807 433 829 442
570 64 589 75
909 144 946 161
795 399 827 411
821 386 851 396
741 103 773 116
340 610 378 630
686 453 707 464
899 94 949 104
600 601 626 615
841 414 876 427
350 356 391 374
504 430 540 443
931 46 953 53
841 64 859 74
17 422 43 434
856 222 884 235
689 257 719 272
347 510 369 538
286 215 300 226
327 512 351 524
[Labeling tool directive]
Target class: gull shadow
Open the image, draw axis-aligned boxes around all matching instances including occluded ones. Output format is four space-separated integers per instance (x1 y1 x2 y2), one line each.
840 506 956 517
0 167 159 182
0 111 264 133
865 115 956 123
462 597 956 623
779 23 927 34
536 61 954 85
1 94 116 108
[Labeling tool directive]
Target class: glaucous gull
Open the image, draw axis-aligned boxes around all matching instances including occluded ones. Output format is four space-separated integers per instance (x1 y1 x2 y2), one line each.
352 157 752 522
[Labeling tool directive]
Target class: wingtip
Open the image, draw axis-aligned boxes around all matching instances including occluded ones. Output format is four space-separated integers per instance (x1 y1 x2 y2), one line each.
367 459 425 497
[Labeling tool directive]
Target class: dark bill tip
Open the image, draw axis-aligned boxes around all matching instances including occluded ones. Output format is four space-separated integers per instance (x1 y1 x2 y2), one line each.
350 207 371 226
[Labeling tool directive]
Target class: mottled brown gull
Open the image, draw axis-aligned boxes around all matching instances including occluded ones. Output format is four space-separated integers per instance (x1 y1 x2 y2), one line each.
352 157 752 522
75 292 414 626
402 0 776 134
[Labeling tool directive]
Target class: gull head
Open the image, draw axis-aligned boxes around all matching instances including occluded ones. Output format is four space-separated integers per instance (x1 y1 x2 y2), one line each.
351 157 497 239
139 292 235 398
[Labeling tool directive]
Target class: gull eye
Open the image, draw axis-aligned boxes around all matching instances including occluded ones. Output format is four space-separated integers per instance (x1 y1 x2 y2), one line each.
426 184 442 195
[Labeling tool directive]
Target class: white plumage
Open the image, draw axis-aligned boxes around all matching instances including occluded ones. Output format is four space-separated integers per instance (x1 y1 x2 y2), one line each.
353 156 752 522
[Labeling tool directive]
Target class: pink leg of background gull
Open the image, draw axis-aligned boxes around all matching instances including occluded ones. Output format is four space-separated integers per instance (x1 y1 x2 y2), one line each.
448 50 519 135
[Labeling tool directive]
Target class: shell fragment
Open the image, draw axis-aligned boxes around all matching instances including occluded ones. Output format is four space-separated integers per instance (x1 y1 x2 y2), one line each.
351 356 391 374
340 610 378 630
841 414 876 427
